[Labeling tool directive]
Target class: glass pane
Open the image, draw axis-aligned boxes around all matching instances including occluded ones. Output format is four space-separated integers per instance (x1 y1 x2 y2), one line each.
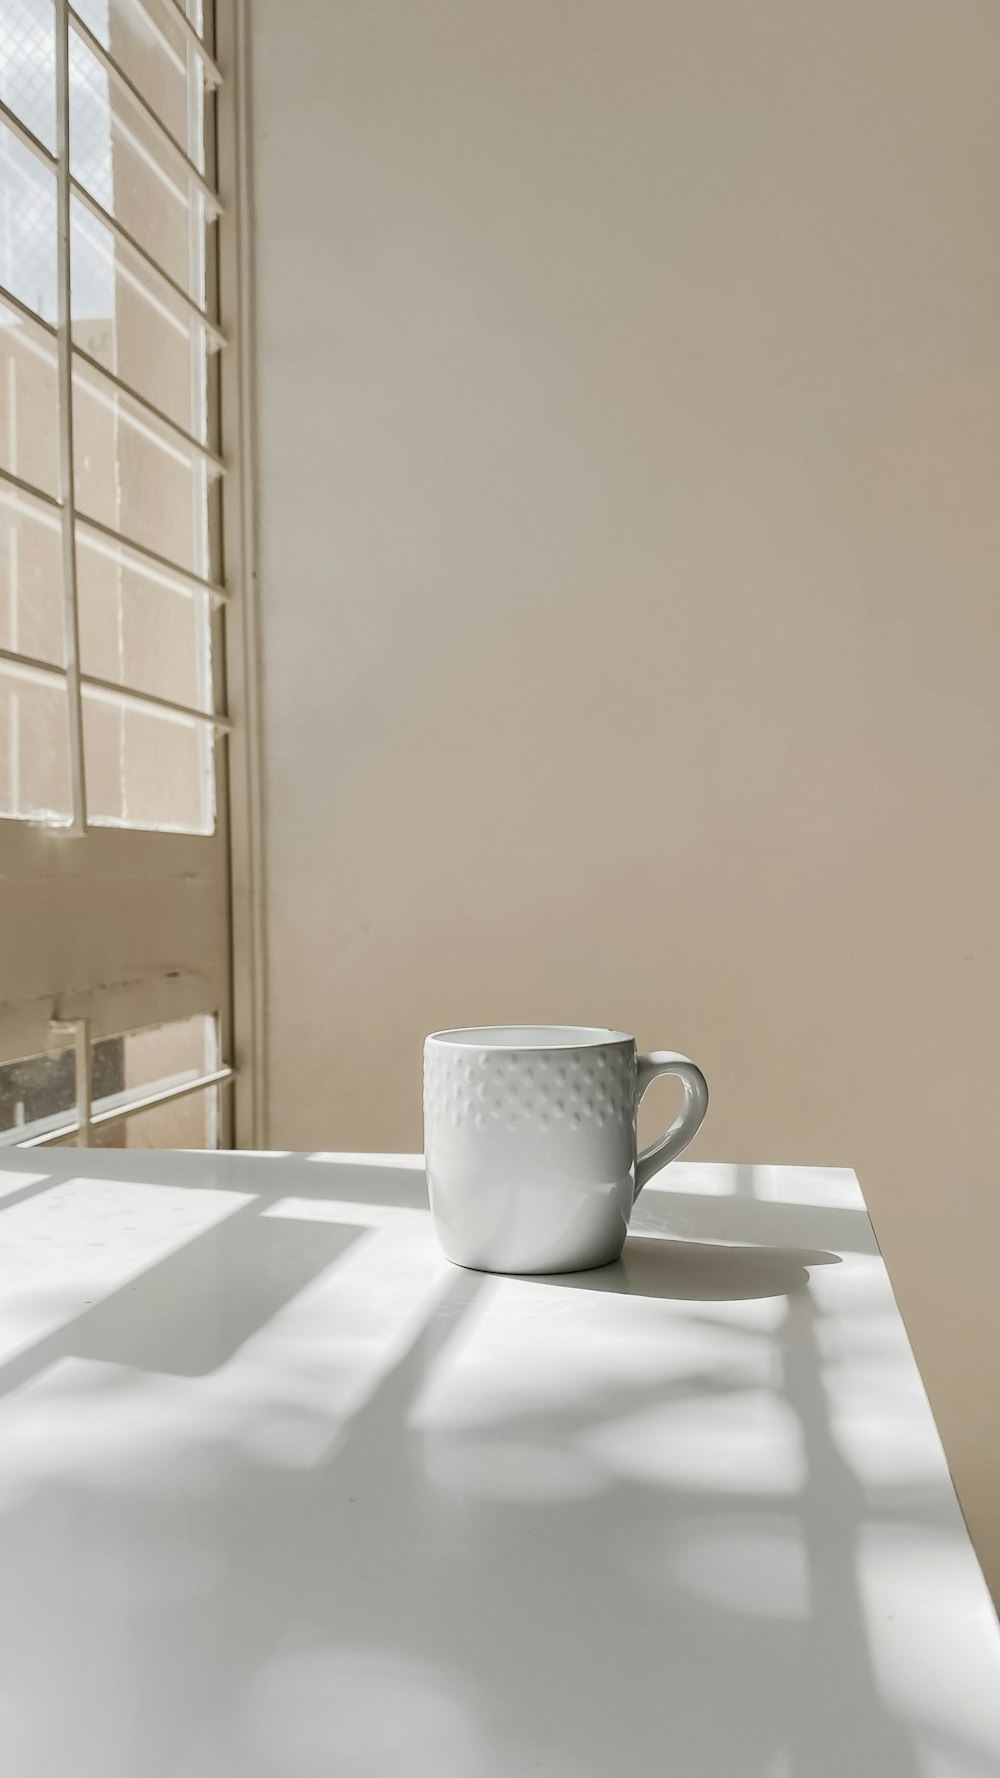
68 16 112 208
0 490 64 665
0 1042 75 1144
73 365 208 574
91 1014 218 1150
82 686 214 832
73 0 193 147
0 660 71 823
78 546 210 706
0 123 58 325
0 301 61 498
69 194 116 341
75 519 203 600
71 199 203 435
69 30 195 293
93 1012 215 1104
91 1084 217 1149
0 0 56 154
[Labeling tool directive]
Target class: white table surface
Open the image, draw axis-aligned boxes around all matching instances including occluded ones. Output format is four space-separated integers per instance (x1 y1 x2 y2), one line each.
0 1150 997 1778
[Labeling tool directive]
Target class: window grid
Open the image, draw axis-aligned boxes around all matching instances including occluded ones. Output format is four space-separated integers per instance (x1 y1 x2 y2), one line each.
0 0 228 836
0 1011 232 1148
0 0 239 1149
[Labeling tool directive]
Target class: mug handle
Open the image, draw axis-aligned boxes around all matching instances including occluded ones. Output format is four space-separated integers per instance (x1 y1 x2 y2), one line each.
634 1052 709 1200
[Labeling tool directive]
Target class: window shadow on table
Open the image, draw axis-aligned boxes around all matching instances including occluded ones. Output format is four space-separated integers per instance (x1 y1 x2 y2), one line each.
0 1152 971 1778
241 1245 918 1778
0 1152 441 1406
138 1233 918 1778
0 1150 433 1213
0 1192 365 1397
70 1208 364 1378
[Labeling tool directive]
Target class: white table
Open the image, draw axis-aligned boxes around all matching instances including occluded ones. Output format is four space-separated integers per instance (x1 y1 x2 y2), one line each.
0 1151 997 1778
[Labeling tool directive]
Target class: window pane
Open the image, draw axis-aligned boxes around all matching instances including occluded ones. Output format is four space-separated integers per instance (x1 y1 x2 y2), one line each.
73 365 208 574
82 686 214 833
0 1042 75 1144
71 199 203 435
91 1015 219 1150
0 303 61 498
68 16 113 207
0 660 71 823
76 519 204 601
69 30 195 293
78 549 209 707
0 123 58 325
73 0 193 147
91 1084 217 1149
0 0 56 155
0 491 64 665
93 1012 215 1104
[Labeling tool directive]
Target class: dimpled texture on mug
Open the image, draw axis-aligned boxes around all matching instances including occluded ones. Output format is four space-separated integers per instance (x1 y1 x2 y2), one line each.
424 1047 636 1133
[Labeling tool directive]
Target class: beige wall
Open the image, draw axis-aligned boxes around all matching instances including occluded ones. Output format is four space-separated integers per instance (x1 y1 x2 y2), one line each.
249 0 1000 1595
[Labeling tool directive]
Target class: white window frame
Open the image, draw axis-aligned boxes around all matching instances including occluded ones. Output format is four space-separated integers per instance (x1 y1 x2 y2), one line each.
215 0 266 1149
0 0 265 1149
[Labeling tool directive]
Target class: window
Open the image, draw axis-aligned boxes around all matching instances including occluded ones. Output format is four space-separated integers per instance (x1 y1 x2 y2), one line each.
0 0 259 1147
0 1009 223 1145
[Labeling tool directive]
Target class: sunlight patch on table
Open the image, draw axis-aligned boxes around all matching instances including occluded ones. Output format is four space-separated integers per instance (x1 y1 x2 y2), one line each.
655 1514 809 1619
423 1432 606 1503
580 1389 806 1494
857 1522 1000 1754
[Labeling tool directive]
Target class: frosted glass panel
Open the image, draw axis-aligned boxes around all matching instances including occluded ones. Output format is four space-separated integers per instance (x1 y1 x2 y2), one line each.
69 30 195 291
72 0 194 145
0 305 61 498
78 545 210 708
71 199 204 434
83 686 213 833
0 494 64 665
0 661 71 824
91 1085 217 1148
92 1015 219 1149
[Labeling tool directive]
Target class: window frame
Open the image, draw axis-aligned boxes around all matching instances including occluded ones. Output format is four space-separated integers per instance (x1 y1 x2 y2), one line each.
0 0 264 1150
214 0 265 1149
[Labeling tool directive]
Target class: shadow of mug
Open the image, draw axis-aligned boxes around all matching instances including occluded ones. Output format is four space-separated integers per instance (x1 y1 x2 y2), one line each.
525 1235 841 1301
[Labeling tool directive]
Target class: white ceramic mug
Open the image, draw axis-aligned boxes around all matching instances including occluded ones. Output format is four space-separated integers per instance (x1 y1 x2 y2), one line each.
423 1025 709 1275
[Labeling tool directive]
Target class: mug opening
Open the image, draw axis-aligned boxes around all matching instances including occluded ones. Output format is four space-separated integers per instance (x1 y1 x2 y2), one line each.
427 1025 632 1050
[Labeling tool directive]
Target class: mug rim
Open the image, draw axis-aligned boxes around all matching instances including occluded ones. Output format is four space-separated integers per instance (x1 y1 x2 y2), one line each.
426 1024 633 1051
